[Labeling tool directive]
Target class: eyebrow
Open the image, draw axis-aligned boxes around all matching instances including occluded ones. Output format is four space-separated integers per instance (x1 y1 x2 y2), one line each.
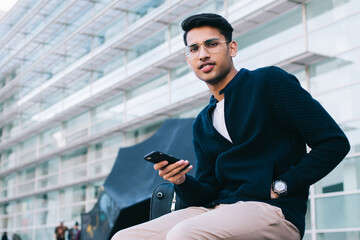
188 38 220 47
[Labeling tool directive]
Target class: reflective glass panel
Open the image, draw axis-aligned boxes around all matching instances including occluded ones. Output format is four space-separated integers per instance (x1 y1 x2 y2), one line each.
317 231 360 240
316 193 360 229
315 156 360 194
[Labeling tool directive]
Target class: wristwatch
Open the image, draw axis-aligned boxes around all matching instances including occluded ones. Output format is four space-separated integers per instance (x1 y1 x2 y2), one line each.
272 180 287 197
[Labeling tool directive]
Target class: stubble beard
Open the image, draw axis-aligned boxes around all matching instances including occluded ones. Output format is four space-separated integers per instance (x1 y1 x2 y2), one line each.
198 64 232 86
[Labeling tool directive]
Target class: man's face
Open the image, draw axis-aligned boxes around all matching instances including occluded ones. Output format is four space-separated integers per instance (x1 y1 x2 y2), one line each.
185 26 237 85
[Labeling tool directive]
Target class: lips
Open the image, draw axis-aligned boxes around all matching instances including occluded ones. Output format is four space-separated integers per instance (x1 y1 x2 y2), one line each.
199 62 215 73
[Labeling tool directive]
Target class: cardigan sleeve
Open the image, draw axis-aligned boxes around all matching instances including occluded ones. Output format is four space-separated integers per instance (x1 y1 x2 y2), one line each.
267 66 350 195
174 134 221 205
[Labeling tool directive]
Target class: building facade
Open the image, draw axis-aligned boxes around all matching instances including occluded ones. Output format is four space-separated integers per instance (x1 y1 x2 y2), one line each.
0 0 359 239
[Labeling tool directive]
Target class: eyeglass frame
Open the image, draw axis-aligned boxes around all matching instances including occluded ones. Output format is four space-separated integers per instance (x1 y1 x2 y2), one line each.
184 38 230 59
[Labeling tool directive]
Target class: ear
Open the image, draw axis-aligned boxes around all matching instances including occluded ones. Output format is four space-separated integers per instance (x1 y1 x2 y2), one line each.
229 41 238 57
186 56 191 66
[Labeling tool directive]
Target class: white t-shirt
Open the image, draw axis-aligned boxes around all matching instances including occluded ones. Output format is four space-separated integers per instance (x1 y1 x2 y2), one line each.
212 99 232 143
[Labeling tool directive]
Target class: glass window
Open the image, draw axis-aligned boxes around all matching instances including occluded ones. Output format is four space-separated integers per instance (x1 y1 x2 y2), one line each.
302 233 312 240
34 192 58 226
315 82 360 123
170 62 190 81
126 72 169 120
172 105 206 119
15 230 32 240
5 93 19 110
127 72 167 100
20 104 41 131
39 125 62 155
308 13 360 56
317 231 360 240
17 167 36 183
2 174 16 198
124 121 162 146
89 134 122 161
128 0 165 24
309 57 356 95
315 156 360 194
15 197 33 213
88 135 121 176
49 56 66 78
341 120 360 155
66 3 93 35
59 204 85 224
19 136 37 162
102 14 125 42
66 38 92 67
64 111 89 143
37 158 59 190
91 94 124 134
61 148 87 170
234 7 304 69
61 148 87 184
236 8 302 50
59 186 86 205
92 53 125 83
127 27 167 61
38 158 59 177
17 167 36 194
34 227 54 240
64 73 91 98
1 146 17 170
41 90 63 112
305 200 311 230
307 0 360 31
88 181 104 200
315 193 360 229
38 174 58 190
0 77 5 89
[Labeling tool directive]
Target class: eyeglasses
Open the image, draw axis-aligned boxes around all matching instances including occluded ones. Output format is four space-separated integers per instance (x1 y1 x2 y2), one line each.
185 39 229 59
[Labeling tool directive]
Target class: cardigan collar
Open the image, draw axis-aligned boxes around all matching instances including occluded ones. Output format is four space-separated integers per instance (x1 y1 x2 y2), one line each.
208 68 246 106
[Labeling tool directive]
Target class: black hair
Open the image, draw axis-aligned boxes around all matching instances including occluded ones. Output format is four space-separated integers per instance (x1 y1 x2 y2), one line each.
181 13 233 46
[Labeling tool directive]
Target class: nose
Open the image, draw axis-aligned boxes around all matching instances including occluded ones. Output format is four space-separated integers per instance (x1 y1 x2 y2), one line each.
198 45 210 60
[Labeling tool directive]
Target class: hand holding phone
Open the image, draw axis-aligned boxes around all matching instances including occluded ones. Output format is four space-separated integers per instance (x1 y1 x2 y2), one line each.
144 151 192 185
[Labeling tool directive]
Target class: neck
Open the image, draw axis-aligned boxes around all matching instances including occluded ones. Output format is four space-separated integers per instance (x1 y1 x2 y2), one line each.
207 67 238 101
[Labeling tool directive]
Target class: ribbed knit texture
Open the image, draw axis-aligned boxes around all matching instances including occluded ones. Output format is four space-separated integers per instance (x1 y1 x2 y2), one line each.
175 66 350 238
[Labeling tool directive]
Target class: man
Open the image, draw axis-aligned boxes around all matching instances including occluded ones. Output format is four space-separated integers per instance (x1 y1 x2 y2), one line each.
55 220 68 240
68 222 81 240
1 232 8 240
112 13 350 240
12 233 21 240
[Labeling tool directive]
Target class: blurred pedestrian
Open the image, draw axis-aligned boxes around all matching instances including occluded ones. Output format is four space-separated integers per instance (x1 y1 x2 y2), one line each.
54 220 68 240
1 232 8 240
68 221 81 240
12 233 20 240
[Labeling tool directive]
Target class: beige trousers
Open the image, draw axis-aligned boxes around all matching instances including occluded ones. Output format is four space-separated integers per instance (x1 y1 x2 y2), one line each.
111 201 300 240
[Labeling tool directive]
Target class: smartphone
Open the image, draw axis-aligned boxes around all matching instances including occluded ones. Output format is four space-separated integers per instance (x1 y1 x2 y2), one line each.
144 151 180 165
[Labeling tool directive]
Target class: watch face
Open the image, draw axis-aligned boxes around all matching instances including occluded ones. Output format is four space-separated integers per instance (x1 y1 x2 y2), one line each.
275 181 286 191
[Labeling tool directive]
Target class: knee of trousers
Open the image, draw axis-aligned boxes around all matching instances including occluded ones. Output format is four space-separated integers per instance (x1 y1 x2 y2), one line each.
166 221 206 240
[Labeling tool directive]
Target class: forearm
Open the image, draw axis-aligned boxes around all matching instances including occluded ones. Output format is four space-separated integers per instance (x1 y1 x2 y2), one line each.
268 66 350 193
280 135 349 194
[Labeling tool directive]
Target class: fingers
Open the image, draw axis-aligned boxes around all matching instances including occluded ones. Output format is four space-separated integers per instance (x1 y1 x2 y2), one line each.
154 161 168 170
270 189 279 199
166 165 193 185
155 160 193 185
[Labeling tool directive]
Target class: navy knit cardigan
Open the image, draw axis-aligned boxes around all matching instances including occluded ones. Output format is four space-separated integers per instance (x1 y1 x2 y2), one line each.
175 66 350 238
